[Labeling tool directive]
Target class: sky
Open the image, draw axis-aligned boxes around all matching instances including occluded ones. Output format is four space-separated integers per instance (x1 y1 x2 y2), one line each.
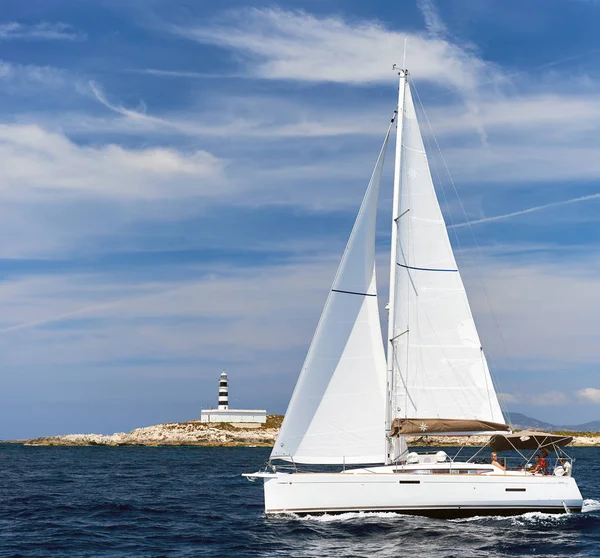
1 0 600 438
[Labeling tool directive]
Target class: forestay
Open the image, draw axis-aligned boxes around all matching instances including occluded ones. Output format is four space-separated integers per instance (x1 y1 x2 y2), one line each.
270 127 391 465
390 82 505 430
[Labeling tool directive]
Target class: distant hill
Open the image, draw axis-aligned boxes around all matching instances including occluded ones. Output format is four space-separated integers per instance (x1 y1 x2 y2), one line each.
506 412 556 431
506 412 600 432
571 420 600 431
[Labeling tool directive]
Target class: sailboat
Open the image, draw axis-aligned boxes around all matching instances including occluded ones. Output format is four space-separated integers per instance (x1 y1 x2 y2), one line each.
244 68 583 518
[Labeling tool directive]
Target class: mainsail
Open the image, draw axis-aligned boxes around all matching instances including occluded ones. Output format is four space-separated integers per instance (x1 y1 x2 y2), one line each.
270 126 391 465
388 79 506 434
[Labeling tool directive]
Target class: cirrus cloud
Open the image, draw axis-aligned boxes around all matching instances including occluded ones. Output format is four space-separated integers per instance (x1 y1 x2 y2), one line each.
0 22 83 41
173 8 490 90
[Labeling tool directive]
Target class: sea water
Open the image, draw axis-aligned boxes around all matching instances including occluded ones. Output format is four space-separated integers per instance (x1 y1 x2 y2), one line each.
1 444 599 557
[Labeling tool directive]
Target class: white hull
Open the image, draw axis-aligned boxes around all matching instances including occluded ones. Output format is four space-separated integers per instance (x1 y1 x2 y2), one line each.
258 466 583 518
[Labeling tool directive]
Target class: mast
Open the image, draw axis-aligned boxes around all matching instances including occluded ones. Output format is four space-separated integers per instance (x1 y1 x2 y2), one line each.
385 67 407 464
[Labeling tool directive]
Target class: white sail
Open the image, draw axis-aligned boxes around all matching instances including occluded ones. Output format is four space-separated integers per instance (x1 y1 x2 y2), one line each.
271 128 391 465
390 82 505 430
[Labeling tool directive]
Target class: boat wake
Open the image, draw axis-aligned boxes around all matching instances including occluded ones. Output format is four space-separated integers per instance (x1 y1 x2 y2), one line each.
286 511 404 523
285 509 579 524
447 511 569 524
276 501 600 523
510 511 574 525
583 499 600 513
451 506 600 525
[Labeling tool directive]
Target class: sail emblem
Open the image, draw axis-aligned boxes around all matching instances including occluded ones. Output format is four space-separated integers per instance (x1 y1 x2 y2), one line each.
407 167 419 178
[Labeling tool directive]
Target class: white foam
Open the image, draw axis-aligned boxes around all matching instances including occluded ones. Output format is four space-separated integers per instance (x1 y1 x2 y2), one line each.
283 503 599 524
583 499 600 513
450 515 506 523
510 511 571 525
289 511 404 523
451 511 572 525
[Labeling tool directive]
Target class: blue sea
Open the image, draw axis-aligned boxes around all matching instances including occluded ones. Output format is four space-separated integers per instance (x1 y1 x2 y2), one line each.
1 444 600 557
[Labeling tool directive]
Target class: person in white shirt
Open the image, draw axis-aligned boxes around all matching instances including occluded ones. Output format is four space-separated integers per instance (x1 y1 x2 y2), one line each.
560 458 572 476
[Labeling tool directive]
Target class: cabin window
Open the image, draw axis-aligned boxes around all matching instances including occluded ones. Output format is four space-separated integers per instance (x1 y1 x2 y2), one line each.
394 468 494 475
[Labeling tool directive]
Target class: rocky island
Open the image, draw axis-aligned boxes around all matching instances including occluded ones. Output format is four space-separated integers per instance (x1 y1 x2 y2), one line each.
25 415 284 447
22 415 600 447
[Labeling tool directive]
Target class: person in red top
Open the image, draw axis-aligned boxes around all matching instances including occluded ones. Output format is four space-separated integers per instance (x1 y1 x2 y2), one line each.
540 449 549 474
532 449 549 474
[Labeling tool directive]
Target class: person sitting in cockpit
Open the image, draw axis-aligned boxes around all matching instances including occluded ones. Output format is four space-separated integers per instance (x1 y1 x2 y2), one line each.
532 451 548 474
491 452 505 471
558 458 572 476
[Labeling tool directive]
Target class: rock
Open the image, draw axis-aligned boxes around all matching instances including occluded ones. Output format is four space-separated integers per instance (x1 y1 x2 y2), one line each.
22 416 600 447
24 416 284 447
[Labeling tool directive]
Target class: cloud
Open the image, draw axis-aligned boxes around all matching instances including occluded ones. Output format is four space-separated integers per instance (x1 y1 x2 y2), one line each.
89 81 169 127
174 8 488 89
0 59 70 91
0 123 224 201
0 22 83 41
0 257 338 367
445 144 600 184
417 0 448 38
0 259 334 436
498 389 600 407
131 68 234 79
414 89 600 186
86 75 600 192
529 391 571 406
462 250 600 371
82 84 600 188
88 81 391 139
79 54 600 195
428 94 600 137
577 387 600 403
498 392 521 403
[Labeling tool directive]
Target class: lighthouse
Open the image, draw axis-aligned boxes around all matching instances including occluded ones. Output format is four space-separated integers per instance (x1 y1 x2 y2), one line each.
218 370 229 410
200 370 267 424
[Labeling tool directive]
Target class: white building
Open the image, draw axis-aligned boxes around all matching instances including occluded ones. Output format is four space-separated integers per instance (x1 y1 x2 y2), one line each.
201 371 267 424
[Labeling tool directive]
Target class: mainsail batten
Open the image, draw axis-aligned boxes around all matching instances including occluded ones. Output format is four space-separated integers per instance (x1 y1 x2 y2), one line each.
389 80 505 429
270 125 392 465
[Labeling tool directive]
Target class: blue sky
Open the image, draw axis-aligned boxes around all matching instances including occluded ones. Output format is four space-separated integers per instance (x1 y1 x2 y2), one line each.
1 0 600 438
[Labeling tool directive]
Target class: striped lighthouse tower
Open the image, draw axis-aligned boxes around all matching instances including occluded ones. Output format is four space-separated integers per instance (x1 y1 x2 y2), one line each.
218 370 229 410
200 370 266 423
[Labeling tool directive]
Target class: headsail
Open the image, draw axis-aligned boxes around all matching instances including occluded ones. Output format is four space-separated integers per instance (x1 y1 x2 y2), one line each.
270 126 391 465
389 80 506 433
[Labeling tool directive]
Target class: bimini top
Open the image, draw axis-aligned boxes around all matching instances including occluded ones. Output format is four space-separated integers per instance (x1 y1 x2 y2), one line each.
391 418 510 436
490 431 573 452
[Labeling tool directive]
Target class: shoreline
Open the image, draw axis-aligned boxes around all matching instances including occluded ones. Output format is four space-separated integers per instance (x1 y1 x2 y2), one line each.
14 416 600 447
22 416 283 448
